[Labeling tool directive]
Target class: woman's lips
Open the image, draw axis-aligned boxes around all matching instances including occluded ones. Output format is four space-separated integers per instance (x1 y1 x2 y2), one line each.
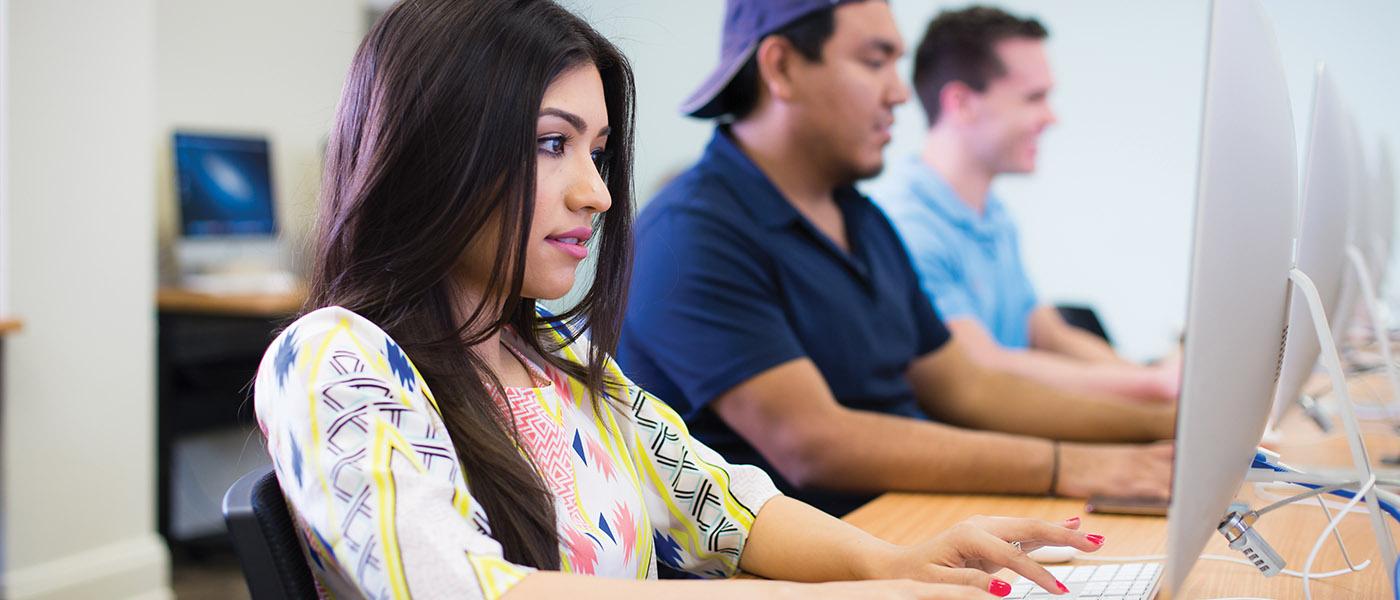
546 237 588 260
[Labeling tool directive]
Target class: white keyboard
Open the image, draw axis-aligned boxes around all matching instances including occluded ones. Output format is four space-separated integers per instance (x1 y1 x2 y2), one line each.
1008 563 1162 600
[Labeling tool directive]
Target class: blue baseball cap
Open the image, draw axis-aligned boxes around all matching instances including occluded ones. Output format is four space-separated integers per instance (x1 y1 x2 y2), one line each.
682 0 861 119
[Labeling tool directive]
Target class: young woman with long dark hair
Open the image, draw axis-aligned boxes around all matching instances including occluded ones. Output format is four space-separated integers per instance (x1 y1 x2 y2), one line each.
253 0 1103 597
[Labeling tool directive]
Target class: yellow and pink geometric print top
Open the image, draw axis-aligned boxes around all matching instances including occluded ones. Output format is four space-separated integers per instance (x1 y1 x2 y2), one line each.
253 306 781 599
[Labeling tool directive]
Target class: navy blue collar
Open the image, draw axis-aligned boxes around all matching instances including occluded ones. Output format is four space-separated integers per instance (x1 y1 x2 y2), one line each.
701 127 863 230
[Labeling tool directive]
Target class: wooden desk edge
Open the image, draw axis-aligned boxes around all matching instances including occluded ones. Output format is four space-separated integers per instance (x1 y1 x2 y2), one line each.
0 318 21 335
156 287 306 318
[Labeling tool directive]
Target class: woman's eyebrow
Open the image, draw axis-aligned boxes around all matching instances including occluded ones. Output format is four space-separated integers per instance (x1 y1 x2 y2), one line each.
540 107 588 134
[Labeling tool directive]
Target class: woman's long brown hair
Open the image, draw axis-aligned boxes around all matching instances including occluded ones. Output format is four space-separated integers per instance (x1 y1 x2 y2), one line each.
306 0 636 569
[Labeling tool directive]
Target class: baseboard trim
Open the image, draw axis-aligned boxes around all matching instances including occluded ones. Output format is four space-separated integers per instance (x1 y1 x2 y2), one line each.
1 533 172 599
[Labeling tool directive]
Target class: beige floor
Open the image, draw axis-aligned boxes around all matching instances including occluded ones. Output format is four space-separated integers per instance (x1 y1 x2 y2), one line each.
171 554 249 600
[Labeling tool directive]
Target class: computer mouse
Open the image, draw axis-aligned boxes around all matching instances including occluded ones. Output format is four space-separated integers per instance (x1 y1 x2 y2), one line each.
1026 545 1078 564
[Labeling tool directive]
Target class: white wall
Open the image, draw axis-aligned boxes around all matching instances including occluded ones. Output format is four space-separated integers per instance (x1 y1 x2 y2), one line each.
0 0 10 319
564 1 730 203
155 0 364 279
153 0 365 538
1 1 170 598
574 0 1400 362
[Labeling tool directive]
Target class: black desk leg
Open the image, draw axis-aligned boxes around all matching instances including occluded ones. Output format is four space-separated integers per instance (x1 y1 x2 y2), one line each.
156 313 173 547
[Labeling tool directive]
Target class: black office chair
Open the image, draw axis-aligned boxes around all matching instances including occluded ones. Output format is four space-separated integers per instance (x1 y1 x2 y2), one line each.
1056 304 1113 346
223 465 319 600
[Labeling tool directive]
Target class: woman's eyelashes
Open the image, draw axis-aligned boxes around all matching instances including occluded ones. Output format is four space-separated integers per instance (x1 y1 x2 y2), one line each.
537 133 608 174
537 133 568 157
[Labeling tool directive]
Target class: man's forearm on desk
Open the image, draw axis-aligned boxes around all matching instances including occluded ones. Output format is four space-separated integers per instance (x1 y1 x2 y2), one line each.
910 340 1174 443
962 371 1175 442
793 408 1058 496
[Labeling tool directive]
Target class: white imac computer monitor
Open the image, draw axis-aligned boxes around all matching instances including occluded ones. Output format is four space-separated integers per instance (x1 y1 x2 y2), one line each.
1372 140 1394 285
172 131 294 293
1266 65 1354 430
1329 118 1369 346
1163 0 1298 594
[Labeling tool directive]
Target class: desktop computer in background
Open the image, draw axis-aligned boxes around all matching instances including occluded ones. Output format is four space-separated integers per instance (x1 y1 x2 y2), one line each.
1002 0 1400 596
1327 119 1369 354
1378 140 1396 283
1366 139 1393 289
1161 3 1400 597
1267 65 1356 433
172 131 297 294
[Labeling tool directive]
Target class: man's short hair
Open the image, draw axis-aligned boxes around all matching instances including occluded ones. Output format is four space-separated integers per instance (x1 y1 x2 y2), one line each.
913 6 1048 126
714 7 836 121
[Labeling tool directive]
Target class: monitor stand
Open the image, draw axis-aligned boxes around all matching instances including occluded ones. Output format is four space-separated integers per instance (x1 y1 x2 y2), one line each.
1276 245 1400 435
175 237 297 296
181 270 298 296
1250 267 1399 589
1343 245 1400 398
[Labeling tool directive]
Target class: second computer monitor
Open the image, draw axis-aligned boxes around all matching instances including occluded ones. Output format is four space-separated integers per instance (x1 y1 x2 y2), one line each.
1267 65 1354 430
1377 140 1395 277
174 132 277 237
171 131 285 281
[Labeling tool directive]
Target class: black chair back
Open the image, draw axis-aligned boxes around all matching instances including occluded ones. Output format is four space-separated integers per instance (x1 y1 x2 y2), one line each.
223 465 319 600
1056 304 1113 345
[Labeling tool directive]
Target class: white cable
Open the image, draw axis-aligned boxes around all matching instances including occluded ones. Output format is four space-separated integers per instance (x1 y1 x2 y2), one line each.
1253 482 1377 515
1303 474 1376 600
1259 433 1345 446
1204 555 1370 579
1074 553 1370 579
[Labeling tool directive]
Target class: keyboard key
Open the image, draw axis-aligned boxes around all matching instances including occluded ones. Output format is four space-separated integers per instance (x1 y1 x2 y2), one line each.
1091 564 1119 581
1014 562 1160 600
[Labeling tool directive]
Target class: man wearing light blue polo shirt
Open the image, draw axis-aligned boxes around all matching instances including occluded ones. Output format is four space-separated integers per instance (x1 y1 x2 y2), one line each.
872 6 1179 403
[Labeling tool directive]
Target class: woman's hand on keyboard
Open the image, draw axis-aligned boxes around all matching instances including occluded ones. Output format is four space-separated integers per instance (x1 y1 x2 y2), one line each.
867 515 1107 596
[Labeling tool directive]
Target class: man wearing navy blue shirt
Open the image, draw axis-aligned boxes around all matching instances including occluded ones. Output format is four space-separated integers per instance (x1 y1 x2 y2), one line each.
618 0 1174 516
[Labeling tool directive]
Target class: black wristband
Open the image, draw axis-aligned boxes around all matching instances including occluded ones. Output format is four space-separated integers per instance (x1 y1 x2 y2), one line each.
1048 441 1061 496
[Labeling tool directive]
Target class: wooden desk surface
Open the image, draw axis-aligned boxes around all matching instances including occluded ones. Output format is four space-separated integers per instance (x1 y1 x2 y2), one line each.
0 319 20 335
156 287 305 317
841 381 1400 599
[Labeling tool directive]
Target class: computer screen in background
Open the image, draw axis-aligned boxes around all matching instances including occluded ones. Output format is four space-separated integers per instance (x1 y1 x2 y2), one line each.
172 131 294 294
1268 65 1354 432
175 133 276 237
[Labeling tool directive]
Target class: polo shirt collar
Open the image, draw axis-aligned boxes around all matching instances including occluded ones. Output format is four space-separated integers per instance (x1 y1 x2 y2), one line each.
701 127 862 229
905 155 1006 242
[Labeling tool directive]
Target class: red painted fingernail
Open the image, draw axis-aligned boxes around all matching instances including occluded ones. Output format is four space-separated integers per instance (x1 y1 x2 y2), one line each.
1063 517 1081 527
1056 580 1070 594
988 579 1011 597
1085 534 1106 545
